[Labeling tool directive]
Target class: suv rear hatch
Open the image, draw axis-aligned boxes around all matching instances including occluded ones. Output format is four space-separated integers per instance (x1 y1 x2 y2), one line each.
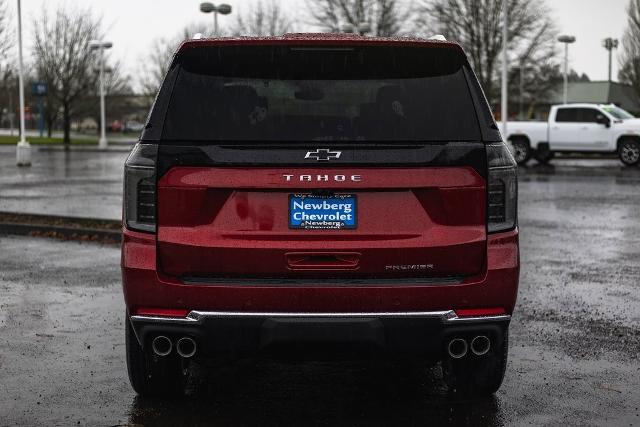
146 40 496 283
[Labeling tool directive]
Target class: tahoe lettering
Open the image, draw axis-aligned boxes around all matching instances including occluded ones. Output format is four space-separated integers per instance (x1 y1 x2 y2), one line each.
283 174 362 182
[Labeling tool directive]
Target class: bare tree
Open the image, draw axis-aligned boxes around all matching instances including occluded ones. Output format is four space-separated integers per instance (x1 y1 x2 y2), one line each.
138 23 209 97
307 0 408 36
415 0 558 104
0 0 14 125
233 0 293 36
0 65 16 129
33 6 102 146
0 0 11 57
620 0 640 95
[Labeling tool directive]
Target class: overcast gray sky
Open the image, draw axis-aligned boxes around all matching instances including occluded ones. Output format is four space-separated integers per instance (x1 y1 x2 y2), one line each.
9 0 631 82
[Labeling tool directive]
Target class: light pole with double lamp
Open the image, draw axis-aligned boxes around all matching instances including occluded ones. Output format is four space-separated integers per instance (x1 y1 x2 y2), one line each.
89 40 113 149
558 35 576 104
199 3 232 36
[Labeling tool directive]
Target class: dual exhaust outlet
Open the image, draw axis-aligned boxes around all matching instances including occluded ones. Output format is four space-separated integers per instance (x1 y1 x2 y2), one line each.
447 335 491 359
152 334 488 359
151 335 197 358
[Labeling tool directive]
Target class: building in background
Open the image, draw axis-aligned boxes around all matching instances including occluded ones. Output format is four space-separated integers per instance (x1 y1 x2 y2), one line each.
539 81 640 118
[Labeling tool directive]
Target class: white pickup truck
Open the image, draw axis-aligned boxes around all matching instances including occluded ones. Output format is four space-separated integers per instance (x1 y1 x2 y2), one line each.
500 103 640 166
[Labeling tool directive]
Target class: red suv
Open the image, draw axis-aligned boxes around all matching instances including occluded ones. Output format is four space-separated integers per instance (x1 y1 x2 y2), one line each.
122 34 519 397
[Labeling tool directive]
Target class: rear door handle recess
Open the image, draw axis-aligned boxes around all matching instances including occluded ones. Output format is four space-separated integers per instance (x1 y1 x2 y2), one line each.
286 252 360 270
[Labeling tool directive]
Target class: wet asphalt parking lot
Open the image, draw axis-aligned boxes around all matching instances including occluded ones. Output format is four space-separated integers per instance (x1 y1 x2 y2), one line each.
0 158 639 426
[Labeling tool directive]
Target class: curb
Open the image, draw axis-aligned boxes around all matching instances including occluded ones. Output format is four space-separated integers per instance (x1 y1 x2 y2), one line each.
0 212 121 243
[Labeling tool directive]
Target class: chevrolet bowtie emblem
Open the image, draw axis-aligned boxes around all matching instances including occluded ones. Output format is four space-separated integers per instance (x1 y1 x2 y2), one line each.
305 149 342 162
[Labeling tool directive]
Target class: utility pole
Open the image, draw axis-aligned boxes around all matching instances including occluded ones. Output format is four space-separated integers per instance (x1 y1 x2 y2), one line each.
501 0 508 139
519 61 524 120
9 81 14 136
16 0 31 166
602 38 619 82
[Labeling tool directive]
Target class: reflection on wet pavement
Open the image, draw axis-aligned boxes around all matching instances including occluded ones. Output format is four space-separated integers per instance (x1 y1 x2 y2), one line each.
0 158 639 425
128 361 504 426
0 146 129 219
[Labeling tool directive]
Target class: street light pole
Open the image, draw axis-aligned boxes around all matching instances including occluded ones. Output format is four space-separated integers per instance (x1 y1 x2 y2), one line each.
602 38 619 82
8 79 14 136
89 40 113 149
200 3 232 36
519 61 524 120
501 0 508 139
558 35 576 104
16 0 30 166
98 47 107 148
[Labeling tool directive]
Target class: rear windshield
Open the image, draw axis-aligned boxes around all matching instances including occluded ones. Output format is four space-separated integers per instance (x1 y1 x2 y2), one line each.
161 45 481 142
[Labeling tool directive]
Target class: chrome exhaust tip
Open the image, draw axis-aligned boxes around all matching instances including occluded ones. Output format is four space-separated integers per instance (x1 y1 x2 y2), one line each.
151 335 172 356
447 338 468 359
176 337 197 358
470 335 491 356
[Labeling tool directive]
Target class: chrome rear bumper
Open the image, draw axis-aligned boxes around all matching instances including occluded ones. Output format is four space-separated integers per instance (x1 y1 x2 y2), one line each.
129 310 511 358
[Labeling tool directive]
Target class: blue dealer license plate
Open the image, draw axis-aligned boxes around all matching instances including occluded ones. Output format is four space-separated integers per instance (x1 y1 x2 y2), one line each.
289 194 357 230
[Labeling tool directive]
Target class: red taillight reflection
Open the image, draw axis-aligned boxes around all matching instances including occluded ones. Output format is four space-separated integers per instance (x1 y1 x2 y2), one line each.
134 308 189 317
455 308 506 317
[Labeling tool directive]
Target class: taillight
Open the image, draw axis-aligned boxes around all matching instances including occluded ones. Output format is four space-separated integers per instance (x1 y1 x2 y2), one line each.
124 143 158 233
486 142 517 233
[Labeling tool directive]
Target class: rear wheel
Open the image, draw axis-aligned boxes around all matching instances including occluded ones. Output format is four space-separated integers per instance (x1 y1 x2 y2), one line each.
534 144 555 164
510 138 531 165
443 331 508 396
126 314 187 397
618 138 640 166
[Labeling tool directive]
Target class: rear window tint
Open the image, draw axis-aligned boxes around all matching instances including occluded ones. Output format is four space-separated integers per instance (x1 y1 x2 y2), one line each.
160 45 481 143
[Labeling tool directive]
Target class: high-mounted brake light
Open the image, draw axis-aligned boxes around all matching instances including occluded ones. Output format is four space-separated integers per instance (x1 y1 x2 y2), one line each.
486 142 517 233
124 143 158 233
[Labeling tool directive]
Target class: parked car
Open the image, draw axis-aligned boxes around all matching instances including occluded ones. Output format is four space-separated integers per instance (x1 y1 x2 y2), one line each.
108 120 123 132
500 103 640 166
124 121 145 133
122 34 519 397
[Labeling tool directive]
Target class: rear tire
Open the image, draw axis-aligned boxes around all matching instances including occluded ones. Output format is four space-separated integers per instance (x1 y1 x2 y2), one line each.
126 314 187 397
534 144 555 164
443 331 509 396
618 138 640 166
510 138 531 165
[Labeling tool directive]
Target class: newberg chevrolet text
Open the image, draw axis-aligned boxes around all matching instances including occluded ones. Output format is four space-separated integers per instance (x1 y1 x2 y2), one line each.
122 34 519 397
